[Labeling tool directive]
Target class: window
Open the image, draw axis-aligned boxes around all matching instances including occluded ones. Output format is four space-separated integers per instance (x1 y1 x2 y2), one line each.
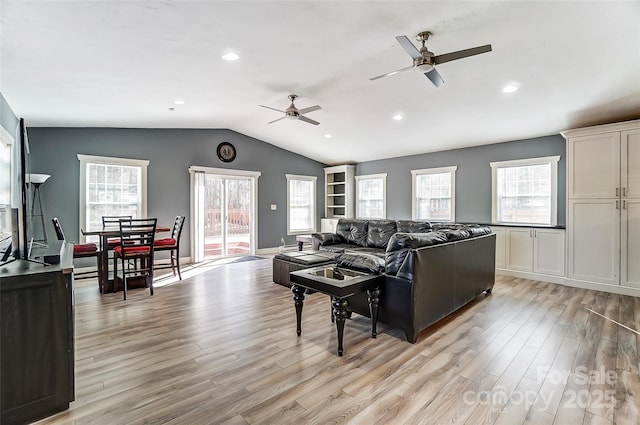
286 174 316 235
411 166 457 221
355 173 387 219
0 127 13 239
78 154 149 242
491 156 560 225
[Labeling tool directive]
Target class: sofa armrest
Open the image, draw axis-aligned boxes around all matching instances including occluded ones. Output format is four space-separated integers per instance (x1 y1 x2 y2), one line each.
311 233 342 248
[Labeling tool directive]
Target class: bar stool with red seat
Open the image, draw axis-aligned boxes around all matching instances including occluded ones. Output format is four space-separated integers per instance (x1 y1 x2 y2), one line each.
153 215 185 280
51 217 102 282
113 218 157 300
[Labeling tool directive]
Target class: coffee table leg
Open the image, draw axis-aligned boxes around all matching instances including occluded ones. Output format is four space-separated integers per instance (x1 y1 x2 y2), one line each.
292 284 305 336
332 297 349 356
368 287 380 338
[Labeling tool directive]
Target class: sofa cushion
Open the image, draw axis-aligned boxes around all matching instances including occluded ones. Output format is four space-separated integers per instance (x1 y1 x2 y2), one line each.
439 228 471 241
336 219 369 247
386 231 448 252
311 233 342 246
335 252 385 274
366 220 397 249
342 246 386 258
465 225 492 237
396 220 432 233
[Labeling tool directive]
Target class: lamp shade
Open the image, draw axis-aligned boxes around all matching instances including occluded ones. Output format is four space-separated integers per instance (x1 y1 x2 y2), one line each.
26 173 51 184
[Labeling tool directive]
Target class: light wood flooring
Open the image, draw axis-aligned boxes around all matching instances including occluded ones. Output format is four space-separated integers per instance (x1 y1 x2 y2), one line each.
35 257 640 425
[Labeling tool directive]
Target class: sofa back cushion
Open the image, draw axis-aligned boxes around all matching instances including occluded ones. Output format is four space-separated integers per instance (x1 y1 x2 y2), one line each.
386 231 449 252
396 220 432 233
336 219 369 247
366 220 397 249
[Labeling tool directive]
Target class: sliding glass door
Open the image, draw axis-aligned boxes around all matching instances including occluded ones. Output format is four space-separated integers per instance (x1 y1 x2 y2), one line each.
190 167 260 262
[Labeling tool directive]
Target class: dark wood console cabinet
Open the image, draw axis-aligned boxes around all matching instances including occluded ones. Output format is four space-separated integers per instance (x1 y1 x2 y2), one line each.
0 242 75 425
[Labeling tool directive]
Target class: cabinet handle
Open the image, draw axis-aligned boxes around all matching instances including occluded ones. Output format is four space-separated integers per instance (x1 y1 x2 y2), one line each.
616 188 619 197
529 229 532 237
623 200 626 209
623 187 627 197
616 200 619 209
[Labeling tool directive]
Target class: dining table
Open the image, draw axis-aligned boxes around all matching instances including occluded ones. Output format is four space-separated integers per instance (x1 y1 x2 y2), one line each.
81 224 171 293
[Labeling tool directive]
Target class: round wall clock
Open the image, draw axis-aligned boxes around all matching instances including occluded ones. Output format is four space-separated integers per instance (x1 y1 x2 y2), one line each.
216 142 236 163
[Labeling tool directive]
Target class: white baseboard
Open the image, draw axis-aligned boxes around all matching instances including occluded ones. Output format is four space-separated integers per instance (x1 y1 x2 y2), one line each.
257 246 298 255
496 269 640 297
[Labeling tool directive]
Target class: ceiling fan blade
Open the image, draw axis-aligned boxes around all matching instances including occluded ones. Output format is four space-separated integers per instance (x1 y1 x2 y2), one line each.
425 68 444 87
395 35 422 60
299 116 320 126
433 44 492 65
369 66 414 81
260 105 285 113
297 105 321 115
267 116 287 124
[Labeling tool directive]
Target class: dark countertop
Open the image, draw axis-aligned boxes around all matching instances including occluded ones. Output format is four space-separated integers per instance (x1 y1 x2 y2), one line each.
462 222 565 230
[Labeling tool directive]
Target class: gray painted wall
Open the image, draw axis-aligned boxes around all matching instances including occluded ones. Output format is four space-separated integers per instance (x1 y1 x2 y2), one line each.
356 135 567 225
26 127 326 255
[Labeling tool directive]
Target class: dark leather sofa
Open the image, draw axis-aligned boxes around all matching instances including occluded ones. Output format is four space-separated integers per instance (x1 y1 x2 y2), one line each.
312 219 496 343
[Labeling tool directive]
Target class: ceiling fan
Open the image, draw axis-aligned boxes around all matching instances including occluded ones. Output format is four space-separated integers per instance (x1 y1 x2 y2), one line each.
370 31 492 87
259 95 321 125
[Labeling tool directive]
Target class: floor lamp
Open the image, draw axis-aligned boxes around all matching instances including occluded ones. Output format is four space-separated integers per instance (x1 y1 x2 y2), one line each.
27 173 51 247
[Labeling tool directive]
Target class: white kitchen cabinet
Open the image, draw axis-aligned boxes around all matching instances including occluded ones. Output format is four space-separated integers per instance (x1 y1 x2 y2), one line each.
494 226 565 277
621 198 640 288
493 227 506 269
568 132 620 199
564 120 640 289
505 228 534 272
567 199 620 285
533 228 566 277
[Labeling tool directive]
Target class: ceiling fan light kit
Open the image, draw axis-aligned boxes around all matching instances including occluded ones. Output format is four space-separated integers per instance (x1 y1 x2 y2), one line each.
370 30 492 87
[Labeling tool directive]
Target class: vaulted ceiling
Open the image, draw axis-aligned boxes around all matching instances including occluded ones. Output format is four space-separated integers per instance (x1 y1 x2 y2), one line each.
1 1 639 164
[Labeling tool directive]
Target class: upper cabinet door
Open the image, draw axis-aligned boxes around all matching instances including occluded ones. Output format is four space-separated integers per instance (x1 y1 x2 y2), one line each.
621 129 640 199
568 132 620 199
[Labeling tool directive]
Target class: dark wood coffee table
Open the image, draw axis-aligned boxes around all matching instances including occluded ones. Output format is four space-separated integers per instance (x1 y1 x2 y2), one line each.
290 265 383 356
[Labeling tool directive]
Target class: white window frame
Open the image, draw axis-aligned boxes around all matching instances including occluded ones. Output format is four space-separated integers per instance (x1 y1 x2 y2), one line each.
0 126 14 239
411 166 457 222
490 155 560 226
77 154 149 242
355 173 387 219
286 174 317 235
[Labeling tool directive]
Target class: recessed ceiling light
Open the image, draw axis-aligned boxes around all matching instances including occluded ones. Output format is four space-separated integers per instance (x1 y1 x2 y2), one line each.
502 83 519 93
393 114 403 121
173 99 185 105
324 134 332 139
221 52 240 61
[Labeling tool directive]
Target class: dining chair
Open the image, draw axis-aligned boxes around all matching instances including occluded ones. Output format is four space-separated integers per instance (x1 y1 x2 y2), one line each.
113 218 157 300
153 215 185 280
102 215 132 248
51 217 102 281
